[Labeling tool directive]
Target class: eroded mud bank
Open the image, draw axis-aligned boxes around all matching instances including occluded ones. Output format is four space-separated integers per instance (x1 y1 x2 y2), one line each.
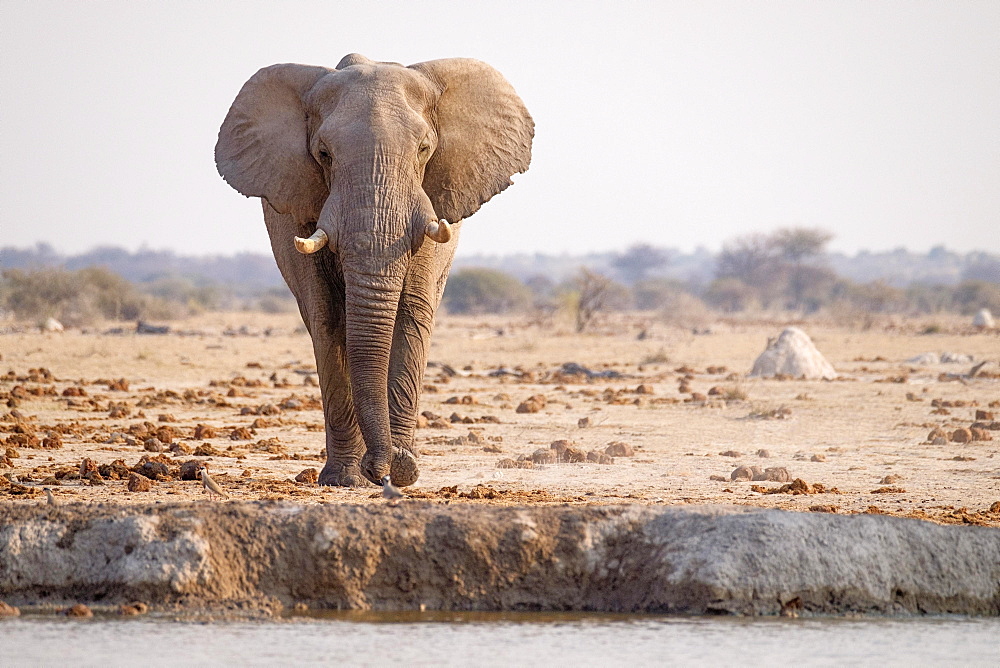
1 503 998 616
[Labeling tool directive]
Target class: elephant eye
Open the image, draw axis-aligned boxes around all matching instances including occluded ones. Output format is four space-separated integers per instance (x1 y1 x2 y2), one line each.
317 147 331 161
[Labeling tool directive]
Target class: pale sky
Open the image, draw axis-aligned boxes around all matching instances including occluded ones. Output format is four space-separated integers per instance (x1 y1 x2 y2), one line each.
2 0 998 258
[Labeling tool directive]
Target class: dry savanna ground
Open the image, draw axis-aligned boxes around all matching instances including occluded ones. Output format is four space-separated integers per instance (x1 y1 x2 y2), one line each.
2 312 999 526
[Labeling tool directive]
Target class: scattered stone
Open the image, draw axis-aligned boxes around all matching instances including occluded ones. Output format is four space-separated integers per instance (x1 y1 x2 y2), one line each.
0 601 20 617
144 438 164 452
635 384 655 395
194 443 221 457
709 475 728 482
927 427 948 442
761 467 791 483
119 602 149 616
577 417 591 428
179 460 204 480
808 505 839 513
604 442 634 457
230 427 253 440
749 327 836 380
108 378 130 392
86 470 105 486
194 424 217 439
295 468 319 484
810 454 826 462
497 458 534 469
950 428 973 443
127 472 153 492
872 486 907 493
756 449 771 458
731 465 754 482
64 604 93 617
586 450 614 464
169 442 192 455
880 475 903 484
516 394 547 414
719 450 742 458
530 449 556 465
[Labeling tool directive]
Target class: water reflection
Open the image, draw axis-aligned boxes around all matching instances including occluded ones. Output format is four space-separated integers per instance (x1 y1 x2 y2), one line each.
3 613 997 667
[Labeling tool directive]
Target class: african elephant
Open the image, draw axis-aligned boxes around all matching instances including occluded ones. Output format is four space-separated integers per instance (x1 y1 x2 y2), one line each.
215 54 533 487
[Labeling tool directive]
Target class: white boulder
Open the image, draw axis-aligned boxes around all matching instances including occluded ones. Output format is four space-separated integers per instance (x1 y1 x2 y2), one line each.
42 317 64 332
749 327 836 380
972 308 994 328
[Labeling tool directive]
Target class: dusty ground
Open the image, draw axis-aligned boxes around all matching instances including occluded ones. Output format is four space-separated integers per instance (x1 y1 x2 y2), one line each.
2 312 999 526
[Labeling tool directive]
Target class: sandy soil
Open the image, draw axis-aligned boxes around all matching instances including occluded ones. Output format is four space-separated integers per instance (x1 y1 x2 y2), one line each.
2 312 999 526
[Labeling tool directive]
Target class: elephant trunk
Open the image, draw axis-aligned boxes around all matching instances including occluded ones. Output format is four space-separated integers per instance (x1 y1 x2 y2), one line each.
344 271 404 483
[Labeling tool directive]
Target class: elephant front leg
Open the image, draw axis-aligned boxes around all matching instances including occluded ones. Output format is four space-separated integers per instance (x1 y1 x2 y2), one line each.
314 340 368 487
382 252 451 487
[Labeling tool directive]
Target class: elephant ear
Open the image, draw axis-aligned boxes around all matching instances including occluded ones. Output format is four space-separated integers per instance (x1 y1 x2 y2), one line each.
410 58 534 223
215 63 333 223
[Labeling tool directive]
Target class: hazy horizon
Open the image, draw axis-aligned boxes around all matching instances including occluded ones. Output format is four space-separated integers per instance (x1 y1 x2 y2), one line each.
3 1 998 258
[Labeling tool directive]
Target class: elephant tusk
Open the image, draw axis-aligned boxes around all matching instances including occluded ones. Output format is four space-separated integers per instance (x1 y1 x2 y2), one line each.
424 219 452 244
293 228 329 254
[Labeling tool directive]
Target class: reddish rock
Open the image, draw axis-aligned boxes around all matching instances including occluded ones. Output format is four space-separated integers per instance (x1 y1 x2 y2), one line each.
127 472 153 492
179 460 204 481
119 602 149 616
950 428 973 443
586 450 614 464
193 424 217 439
64 604 94 617
295 468 319 484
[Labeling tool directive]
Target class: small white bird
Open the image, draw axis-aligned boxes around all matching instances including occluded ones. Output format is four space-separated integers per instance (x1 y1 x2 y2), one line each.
199 466 229 500
43 487 58 506
381 475 405 501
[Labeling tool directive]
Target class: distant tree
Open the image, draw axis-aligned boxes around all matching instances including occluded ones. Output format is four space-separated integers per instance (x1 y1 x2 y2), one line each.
611 243 671 284
715 233 776 285
961 259 1000 284
443 268 532 314
567 268 619 332
703 278 756 312
632 278 687 310
769 227 833 263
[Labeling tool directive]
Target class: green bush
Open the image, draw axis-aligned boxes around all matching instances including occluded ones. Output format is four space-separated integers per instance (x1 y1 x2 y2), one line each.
443 268 532 315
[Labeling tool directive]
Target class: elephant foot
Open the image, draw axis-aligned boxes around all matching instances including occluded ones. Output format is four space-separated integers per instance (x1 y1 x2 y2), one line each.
360 447 419 487
318 461 368 487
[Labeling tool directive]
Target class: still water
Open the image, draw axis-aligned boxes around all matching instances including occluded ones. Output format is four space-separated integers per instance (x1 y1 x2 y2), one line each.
3 612 998 667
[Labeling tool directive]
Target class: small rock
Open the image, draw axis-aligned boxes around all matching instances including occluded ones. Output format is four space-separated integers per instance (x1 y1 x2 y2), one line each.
764 467 791 482
577 417 591 428
127 472 153 492
604 442 634 457
144 438 164 453
709 475 728 482
810 454 826 462
0 601 21 617
86 470 105 486
295 468 319 484
230 427 253 440
530 449 556 465
179 460 204 480
635 384 655 395
586 450 614 464
719 450 742 458
119 602 149 616
756 449 771 458
731 465 754 482
950 428 973 443
880 474 903 484
193 424 217 439
64 604 93 617
194 443 221 457
971 428 992 442
561 447 587 463
931 436 948 445
927 427 948 442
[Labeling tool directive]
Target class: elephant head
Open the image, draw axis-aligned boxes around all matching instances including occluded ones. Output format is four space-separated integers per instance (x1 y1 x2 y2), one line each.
215 54 532 484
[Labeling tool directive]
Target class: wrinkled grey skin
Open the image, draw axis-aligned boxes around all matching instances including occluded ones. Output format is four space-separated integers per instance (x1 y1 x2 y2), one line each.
215 54 532 486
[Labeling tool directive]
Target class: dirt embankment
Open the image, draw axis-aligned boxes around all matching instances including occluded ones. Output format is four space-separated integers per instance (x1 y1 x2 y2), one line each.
1 502 998 617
